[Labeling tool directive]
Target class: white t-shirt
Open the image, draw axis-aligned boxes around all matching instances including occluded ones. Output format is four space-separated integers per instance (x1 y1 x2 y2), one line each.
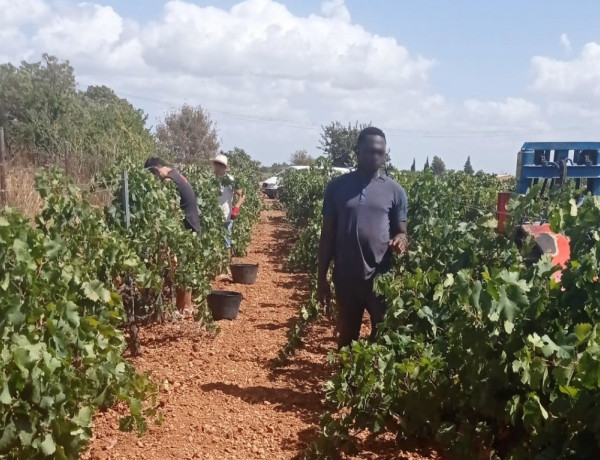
218 174 235 222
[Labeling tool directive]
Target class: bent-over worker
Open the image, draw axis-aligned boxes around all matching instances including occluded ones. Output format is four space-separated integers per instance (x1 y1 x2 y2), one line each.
144 157 201 317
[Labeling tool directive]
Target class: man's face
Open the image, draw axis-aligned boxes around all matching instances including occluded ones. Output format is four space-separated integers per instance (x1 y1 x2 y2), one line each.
357 135 386 171
213 162 227 176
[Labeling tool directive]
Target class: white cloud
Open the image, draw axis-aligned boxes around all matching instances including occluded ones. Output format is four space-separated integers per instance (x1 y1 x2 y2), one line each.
1 0 442 163
560 33 572 53
530 41 600 121
34 4 123 57
0 0 49 26
2 0 600 172
463 97 544 127
0 0 49 61
531 42 600 96
137 0 432 89
320 0 351 23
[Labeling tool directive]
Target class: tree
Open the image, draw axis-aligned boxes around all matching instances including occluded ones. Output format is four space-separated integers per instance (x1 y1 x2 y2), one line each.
0 55 154 172
0 54 77 155
79 85 155 165
318 121 370 167
431 156 446 175
225 147 260 172
290 149 314 166
156 104 219 163
424 157 430 170
463 156 474 175
410 158 416 172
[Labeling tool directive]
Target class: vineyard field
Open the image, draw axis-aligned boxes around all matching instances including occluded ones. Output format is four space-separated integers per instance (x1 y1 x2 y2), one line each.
277 163 600 460
0 156 261 458
3 154 600 460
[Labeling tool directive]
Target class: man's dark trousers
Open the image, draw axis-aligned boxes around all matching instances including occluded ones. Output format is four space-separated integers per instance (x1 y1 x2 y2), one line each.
334 276 386 349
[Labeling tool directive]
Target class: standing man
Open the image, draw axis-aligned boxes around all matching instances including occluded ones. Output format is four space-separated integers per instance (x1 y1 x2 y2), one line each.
212 154 245 263
144 157 201 317
317 127 408 349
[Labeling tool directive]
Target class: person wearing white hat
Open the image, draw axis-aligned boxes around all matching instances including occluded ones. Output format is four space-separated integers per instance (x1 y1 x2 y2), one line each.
212 154 245 266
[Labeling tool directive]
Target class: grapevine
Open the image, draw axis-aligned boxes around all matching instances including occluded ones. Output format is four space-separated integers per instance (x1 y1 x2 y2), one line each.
276 159 346 362
0 207 157 459
307 171 600 459
0 158 261 458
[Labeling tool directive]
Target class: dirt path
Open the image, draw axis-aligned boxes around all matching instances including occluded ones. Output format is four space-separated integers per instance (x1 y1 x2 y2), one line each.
86 208 439 460
86 209 334 459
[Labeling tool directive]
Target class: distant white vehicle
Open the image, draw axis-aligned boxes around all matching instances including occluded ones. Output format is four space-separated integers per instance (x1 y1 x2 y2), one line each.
261 165 352 198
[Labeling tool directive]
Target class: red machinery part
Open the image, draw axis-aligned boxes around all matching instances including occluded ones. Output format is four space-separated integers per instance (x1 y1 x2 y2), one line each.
520 223 571 282
496 193 571 282
496 192 511 234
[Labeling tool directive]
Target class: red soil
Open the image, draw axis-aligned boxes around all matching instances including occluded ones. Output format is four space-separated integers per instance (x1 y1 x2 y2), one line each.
85 209 439 460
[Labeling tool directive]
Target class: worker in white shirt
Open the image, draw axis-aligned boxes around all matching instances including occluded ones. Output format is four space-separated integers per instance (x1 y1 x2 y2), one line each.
212 154 245 263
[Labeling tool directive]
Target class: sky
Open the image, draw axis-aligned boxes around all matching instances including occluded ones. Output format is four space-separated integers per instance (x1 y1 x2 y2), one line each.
2 0 600 173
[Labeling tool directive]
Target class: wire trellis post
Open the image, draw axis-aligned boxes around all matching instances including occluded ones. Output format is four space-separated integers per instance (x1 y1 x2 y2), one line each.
0 128 7 208
122 170 130 230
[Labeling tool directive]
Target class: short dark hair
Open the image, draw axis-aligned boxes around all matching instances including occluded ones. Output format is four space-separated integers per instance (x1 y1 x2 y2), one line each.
144 157 166 170
357 126 386 146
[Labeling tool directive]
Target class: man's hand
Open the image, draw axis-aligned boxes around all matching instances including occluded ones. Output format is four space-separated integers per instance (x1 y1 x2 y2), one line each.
317 277 331 312
389 233 408 253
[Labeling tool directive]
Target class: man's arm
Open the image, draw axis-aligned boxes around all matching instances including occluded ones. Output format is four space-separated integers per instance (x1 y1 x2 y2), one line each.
234 188 245 208
388 185 408 253
231 188 245 220
318 181 337 307
389 221 408 253
317 216 336 307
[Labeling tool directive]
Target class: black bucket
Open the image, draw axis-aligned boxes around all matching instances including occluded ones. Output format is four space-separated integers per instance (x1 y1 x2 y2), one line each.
207 290 242 320
230 263 259 285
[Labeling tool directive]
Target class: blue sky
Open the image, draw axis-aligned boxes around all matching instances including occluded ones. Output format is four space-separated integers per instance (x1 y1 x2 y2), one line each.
3 0 600 172
95 0 598 100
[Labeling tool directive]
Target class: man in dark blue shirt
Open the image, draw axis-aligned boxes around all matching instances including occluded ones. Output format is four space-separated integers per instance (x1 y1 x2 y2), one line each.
145 157 201 318
317 127 408 348
144 157 201 234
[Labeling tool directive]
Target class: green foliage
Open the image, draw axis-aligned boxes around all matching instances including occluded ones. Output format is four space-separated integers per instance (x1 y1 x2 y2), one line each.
0 207 156 459
0 53 263 460
312 171 600 459
0 54 77 153
411 158 416 172
276 158 346 360
464 156 475 175
0 55 155 171
109 166 224 301
286 213 322 274
318 121 370 167
431 155 446 175
279 158 337 230
275 277 321 364
0 155 262 458
156 103 219 163
290 149 314 166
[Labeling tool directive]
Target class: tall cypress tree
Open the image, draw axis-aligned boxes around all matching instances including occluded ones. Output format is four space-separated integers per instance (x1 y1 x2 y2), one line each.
424 157 430 170
463 156 474 175
411 158 416 172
